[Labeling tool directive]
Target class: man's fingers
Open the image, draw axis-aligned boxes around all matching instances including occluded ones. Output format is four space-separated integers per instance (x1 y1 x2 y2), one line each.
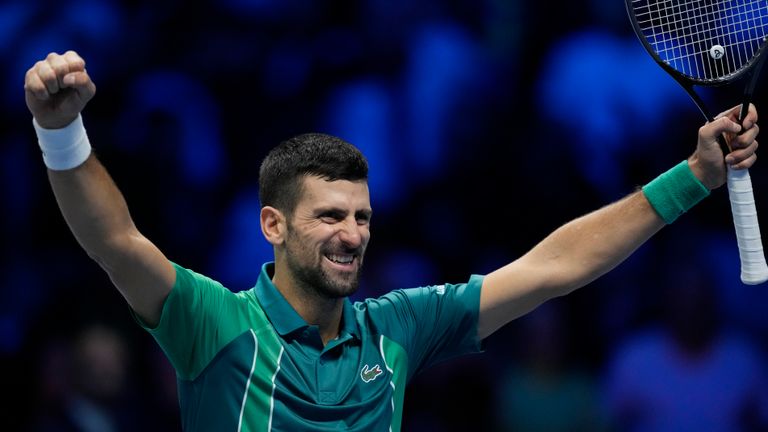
63 50 85 72
62 71 96 99
25 50 96 128
48 54 71 89
702 117 741 143
24 51 95 103
36 61 60 95
714 103 745 120
24 69 49 100
732 123 760 149
715 105 738 120
726 116 759 165
714 103 758 126
727 137 758 160
728 151 757 170
31 52 88 97
62 70 89 87
742 103 758 127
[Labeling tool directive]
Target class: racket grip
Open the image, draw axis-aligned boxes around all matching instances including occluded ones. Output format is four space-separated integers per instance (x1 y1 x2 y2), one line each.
727 166 768 285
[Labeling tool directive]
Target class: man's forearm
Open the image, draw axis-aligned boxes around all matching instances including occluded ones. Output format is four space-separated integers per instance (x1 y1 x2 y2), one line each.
478 190 665 339
528 190 665 294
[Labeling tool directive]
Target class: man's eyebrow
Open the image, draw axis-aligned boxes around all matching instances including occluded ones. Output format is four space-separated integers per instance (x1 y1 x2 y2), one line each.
315 207 345 215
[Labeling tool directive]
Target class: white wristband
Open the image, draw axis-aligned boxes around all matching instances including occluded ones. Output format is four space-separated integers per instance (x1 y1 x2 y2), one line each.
33 114 92 170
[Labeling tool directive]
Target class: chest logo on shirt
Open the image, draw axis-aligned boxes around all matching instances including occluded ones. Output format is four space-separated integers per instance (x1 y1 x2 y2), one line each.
360 364 384 383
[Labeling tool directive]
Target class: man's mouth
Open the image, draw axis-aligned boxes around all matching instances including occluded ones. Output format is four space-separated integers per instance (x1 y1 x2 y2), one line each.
326 253 354 265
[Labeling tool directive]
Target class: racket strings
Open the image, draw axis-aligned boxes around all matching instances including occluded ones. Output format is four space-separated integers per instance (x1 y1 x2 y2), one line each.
631 0 768 80
635 0 766 47
643 1 765 59
636 2 766 44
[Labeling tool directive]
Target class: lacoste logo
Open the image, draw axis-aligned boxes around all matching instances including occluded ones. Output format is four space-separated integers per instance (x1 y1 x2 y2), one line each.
360 364 384 383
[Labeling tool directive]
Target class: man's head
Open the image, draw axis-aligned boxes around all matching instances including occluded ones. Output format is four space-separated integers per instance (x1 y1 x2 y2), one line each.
259 133 371 300
259 133 369 217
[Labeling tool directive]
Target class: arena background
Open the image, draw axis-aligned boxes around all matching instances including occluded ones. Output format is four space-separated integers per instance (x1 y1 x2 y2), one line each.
2 0 768 430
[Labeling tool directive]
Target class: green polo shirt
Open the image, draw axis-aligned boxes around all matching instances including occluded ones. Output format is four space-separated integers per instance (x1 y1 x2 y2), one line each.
140 262 484 431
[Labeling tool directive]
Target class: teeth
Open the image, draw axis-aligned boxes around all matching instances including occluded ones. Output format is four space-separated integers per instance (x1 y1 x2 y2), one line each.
328 254 353 264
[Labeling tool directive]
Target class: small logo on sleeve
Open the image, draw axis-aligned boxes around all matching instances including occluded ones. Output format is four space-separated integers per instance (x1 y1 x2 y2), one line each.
360 364 384 383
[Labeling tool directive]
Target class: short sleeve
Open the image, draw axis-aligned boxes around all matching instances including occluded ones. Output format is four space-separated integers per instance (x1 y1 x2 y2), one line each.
133 262 249 380
363 274 485 381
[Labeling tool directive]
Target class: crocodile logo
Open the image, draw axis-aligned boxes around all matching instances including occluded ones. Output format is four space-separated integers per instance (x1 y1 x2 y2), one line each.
360 364 384 383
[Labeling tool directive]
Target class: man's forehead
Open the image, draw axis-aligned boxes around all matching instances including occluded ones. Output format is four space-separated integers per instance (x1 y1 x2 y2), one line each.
298 176 370 207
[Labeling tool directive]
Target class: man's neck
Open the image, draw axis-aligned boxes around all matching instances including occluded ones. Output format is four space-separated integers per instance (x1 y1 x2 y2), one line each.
272 273 345 346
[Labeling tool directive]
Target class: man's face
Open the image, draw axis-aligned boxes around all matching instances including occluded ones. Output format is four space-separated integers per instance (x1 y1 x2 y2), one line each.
283 176 372 299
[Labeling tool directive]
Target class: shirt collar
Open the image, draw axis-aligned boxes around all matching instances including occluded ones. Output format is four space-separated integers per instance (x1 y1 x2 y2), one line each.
254 262 360 340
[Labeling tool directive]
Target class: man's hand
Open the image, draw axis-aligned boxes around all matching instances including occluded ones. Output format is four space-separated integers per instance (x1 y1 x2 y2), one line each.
24 51 96 129
688 103 759 189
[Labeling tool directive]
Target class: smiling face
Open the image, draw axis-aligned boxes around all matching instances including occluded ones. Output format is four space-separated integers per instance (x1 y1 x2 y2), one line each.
281 175 372 299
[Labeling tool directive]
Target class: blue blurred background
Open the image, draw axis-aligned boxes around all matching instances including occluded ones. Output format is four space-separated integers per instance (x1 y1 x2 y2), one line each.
3 0 768 431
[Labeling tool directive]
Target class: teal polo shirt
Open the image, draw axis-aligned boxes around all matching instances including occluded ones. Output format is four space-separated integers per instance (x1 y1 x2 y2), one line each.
139 262 484 431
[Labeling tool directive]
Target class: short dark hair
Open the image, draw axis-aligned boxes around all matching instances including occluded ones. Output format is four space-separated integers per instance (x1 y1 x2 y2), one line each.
258 133 369 215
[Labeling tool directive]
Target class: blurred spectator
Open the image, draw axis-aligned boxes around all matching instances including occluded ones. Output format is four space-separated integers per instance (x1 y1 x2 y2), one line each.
602 265 768 432
30 323 149 432
493 301 607 431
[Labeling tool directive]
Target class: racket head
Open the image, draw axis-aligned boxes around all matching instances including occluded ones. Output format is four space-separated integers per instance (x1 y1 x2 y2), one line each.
625 0 768 87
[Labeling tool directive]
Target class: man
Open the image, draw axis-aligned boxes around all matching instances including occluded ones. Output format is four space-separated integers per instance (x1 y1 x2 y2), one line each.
24 50 759 431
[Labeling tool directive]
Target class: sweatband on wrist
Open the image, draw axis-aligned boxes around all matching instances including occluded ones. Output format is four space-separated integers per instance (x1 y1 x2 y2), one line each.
33 114 92 170
642 160 710 224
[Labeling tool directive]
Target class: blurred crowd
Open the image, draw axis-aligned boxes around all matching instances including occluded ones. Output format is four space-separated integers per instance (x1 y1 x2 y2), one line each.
3 0 768 430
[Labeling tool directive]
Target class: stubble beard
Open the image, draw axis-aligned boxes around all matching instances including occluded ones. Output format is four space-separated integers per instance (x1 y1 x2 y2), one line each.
284 230 363 300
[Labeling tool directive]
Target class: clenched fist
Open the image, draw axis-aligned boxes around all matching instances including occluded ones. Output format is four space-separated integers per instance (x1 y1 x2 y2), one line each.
24 51 96 129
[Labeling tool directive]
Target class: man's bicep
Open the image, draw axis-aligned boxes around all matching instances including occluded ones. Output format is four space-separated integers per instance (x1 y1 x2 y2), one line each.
99 230 176 327
478 257 561 340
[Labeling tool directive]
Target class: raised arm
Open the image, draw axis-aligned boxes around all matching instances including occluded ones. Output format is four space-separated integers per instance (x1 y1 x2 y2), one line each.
478 105 760 339
25 51 174 326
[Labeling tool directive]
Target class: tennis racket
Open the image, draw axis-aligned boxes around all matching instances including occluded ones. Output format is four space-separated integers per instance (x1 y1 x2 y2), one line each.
626 0 768 285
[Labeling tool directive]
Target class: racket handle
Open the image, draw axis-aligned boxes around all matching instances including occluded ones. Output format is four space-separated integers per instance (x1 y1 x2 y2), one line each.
727 166 768 285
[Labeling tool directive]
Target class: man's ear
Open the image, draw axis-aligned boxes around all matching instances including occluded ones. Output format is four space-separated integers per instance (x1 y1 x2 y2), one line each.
260 206 286 245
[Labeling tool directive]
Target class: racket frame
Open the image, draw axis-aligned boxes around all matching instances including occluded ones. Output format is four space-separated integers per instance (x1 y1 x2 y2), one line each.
625 0 768 284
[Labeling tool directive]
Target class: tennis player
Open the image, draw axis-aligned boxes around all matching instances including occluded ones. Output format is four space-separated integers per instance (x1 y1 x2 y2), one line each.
24 50 760 431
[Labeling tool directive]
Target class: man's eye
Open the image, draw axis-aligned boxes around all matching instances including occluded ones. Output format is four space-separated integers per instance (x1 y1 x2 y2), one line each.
320 212 343 222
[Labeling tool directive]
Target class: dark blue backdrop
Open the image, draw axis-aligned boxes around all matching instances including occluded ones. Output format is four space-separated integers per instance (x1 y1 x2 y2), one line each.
3 1 768 430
